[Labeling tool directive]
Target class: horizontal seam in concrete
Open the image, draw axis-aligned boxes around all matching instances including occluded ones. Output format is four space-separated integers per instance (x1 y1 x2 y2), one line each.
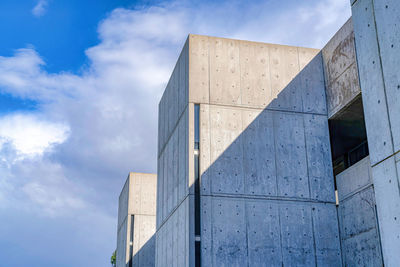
158 103 189 158
156 193 191 232
199 193 336 204
341 226 377 241
338 183 374 202
326 62 357 88
201 102 327 116
371 150 400 168
127 213 156 216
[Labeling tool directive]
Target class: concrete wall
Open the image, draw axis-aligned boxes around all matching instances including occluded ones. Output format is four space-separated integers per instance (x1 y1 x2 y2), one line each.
351 0 400 266
195 36 341 266
116 173 157 267
156 34 343 266
322 18 361 119
336 156 383 266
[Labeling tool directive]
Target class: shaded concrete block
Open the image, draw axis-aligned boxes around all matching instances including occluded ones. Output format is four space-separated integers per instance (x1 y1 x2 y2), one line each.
239 41 272 107
274 112 309 198
178 110 187 204
352 0 393 164
371 157 400 266
116 218 128 267
188 34 209 103
209 37 241 105
373 0 400 153
298 47 320 70
280 203 315 266
200 104 211 195
269 72 303 112
304 114 335 202
242 110 277 196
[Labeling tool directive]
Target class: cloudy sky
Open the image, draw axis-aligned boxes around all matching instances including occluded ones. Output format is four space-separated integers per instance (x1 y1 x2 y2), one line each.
0 0 351 266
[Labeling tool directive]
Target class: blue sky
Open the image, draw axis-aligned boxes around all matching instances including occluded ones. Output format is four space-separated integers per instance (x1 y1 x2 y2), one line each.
0 0 351 266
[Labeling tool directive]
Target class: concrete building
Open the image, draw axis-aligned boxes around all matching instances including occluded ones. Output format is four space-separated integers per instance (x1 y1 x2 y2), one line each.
116 173 157 267
116 0 400 266
155 2 400 265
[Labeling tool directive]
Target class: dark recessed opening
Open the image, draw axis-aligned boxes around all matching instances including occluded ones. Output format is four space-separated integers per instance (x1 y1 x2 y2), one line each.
329 95 369 177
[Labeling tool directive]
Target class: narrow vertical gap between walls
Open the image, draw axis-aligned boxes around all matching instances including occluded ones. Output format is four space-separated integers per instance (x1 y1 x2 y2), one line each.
194 104 201 267
129 214 134 267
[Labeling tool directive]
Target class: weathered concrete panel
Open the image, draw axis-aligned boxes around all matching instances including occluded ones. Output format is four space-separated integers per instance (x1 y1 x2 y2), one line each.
209 106 244 195
118 178 129 229
242 109 277 196
209 37 241 106
371 157 400 266
200 104 211 195
280 203 315 266
247 201 282 266
239 41 272 107
274 112 309 198
322 18 361 118
304 114 335 202
352 0 393 165
212 197 248 267
189 34 209 104
312 203 342 266
373 0 400 153
116 218 128 267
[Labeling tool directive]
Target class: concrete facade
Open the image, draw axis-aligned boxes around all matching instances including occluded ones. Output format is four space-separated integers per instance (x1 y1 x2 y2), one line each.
116 173 157 267
156 35 344 266
115 1 400 265
352 0 400 266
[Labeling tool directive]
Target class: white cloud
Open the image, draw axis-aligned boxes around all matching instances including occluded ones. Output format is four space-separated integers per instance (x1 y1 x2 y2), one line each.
0 114 69 158
32 0 49 17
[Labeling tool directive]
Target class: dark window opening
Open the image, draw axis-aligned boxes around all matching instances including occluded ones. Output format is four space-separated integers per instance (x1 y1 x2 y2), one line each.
129 215 134 267
329 95 369 177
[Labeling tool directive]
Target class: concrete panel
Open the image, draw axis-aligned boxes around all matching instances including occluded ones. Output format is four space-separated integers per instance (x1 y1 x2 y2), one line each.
298 47 320 70
162 144 168 223
371 157 400 266
312 204 342 266
341 229 382 267
373 0 400 153
200 104 211 195
269 45 300 110
322 18 361 118
339 187 378 241
177 198 187 267
200 196 212 267
300 52 327 115
212 198 248 267
209 37 241 105
247 201 282 267
178 108 187 204
242 109 277 196
269 70 303 113
172 130 179 215
116 218 128 267
129 173 157 216
352 0 393 164
167 136 174 217
336 156 372 200
209 106 244 195
304 114 335 202
239 41 271 107
118 177 129 229
188 104 195 192
280 203 315 266
274 112 309 198
178 39 188 119
189 34 209 104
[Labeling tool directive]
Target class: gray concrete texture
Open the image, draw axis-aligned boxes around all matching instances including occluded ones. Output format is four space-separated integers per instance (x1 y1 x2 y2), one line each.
117 173 157 267
352 0 400 266
336 156 383 266
322 18 361 118
156 35 343 266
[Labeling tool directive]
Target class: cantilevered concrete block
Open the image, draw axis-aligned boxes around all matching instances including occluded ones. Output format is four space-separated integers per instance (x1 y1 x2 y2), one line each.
116 173 157 267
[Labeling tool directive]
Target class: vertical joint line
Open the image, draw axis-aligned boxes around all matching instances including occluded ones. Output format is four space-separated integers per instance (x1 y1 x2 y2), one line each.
194 104 201 267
